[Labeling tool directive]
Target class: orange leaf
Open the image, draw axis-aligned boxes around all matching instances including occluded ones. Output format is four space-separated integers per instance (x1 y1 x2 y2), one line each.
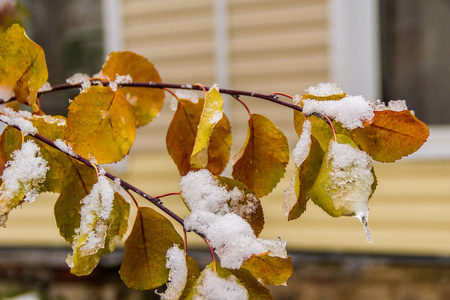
100 51 165 127
232 114 289 198
350 110 429 162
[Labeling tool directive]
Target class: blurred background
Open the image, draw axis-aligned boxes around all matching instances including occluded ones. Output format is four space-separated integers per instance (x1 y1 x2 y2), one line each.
1 0 449 299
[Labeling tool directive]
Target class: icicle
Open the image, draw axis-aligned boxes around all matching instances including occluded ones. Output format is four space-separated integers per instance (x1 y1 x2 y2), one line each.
356 213 373 243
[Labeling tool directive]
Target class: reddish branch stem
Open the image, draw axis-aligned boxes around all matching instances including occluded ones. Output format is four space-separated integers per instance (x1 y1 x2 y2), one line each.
0 80 304 112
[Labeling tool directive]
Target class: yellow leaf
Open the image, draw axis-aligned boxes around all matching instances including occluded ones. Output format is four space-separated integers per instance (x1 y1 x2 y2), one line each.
0 24 48 107
190 85 224 168
65 86 136 164
166 98 231 175
232 114 289 198
100 51 165 127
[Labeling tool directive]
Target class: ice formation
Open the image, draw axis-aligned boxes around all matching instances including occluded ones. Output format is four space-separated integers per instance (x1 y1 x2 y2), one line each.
326 140 374 242
180 169 286 269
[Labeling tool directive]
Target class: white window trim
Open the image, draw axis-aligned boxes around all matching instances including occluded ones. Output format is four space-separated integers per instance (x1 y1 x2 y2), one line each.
101 0 124 55
329 0 450 160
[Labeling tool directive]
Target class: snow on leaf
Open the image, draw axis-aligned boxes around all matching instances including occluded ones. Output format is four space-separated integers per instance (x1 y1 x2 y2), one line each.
54 162 98 244
232 114 289 198
190 85 224 169
100 51 165 127
283 135 324 220
66 189 129 276
215 176 264 237
0 107 37 135
309 134 375 241
301 95 374 130
181 170 286 270
304 82 345 99
0 140 48 223
350 110 429 162
189 263 249 300
0 24 48 107
119 207 184 290
241 254 293 286
65 86 136 164
166 98 231 176
159 245 188 300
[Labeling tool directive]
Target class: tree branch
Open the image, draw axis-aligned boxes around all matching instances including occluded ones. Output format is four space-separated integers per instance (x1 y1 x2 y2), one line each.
1 80 303 112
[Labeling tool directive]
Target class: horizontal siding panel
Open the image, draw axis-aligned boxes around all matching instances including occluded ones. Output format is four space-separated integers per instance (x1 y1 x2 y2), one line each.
124 0 212 21
230 29 329 54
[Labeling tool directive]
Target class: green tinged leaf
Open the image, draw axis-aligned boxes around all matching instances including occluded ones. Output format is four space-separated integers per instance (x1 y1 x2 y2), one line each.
67 192 130 276
0 24 48 107
232 114 289 198
216 176 264 236
242 254 293 286
190 86 224 169
309 134 374 218
286 136 324 220
166 98 231 176
120 207 184 290
350 110 429 162
100 51 165 127
54 162 98 244
179 256 201 300
65 86 136 164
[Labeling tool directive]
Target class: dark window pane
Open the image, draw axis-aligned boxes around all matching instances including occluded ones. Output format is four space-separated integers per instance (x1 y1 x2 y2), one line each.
380 0 450 124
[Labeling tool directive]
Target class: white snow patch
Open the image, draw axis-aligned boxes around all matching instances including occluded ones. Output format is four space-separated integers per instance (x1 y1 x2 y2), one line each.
159 245 188 300
193 269 248 300
115 74 132 84
302 95 374 130
181 169 286 269
69 175 118 258
54 139 77 157
38 82 52 93
0 84 14 101
0 107 37 135
305 83 344 97
326 141 374 242
0 140 49 204
293 119 311 167
66 73 91 93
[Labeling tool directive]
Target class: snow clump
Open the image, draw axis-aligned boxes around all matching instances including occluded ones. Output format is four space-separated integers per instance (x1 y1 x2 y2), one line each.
302 95 375 130
66 73 91 93
180 169 287 269
193 269 248 300
0 140 49 208
305 82 344 97
67 175 120 266
159 245 188 300
0 107 37 135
